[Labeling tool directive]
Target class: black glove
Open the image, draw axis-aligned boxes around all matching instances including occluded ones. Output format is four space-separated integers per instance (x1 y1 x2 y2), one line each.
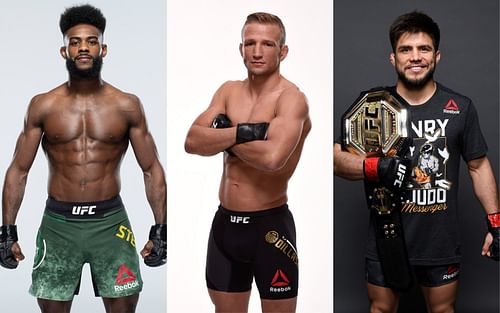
0 225 19 269
211 114 236 156
144 224 167 267
487 213 500 261
364 156 411 191
211 114 232 129
236 123 269 144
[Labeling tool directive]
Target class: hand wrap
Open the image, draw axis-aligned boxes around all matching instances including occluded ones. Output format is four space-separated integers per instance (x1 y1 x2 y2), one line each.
236 123 269 144
487 212 500 261
364 156 411 191
144 224 167 267
0 225 19 269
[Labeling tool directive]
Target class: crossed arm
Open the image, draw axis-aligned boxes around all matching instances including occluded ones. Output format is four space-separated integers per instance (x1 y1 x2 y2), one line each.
231 90 310 171
184 82 310 171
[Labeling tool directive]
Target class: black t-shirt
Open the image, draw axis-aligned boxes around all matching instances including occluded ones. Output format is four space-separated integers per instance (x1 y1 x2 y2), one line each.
364 83 488 265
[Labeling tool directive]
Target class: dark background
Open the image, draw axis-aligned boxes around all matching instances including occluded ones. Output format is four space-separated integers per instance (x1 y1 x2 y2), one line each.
334 0 499 312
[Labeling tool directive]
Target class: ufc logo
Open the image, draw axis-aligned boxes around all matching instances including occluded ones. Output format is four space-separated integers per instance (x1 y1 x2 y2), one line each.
394 164 407 187
230 216 250 224
72 205 96 215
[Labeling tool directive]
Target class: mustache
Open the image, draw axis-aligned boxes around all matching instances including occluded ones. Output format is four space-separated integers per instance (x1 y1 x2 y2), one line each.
66 55 103 79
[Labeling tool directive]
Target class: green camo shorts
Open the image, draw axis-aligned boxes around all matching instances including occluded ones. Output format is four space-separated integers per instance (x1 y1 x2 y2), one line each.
29 196 143 301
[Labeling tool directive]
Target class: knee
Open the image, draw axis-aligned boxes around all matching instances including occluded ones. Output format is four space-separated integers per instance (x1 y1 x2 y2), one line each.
429 303 455 313
370 301 397 313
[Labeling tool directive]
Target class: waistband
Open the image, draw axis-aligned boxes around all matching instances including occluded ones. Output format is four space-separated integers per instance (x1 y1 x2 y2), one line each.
218 203 289 217
45 195 124 219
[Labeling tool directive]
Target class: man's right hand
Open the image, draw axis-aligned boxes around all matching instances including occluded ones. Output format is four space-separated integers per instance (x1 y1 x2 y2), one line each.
364 156 411 190
211 114 236 156
211 114 232 129
0 225 25 269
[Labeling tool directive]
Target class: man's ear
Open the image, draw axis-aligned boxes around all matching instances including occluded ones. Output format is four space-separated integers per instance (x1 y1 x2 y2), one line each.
279 45 289 61
60 46 68 59
101 43 108 58
389 53 395 66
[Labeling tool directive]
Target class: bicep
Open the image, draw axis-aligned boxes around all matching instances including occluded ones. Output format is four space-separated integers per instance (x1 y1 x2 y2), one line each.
10 127 43 172
10 101 44 172
265 94 309 153
190 83 229 128
125 98 161 171
266 111 306 155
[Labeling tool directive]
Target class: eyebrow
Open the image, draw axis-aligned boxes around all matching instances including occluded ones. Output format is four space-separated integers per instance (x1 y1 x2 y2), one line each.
397 44 433 50
68 35 100 40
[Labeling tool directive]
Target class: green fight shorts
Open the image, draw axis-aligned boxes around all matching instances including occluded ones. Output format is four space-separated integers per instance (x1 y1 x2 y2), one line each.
29 196 143 301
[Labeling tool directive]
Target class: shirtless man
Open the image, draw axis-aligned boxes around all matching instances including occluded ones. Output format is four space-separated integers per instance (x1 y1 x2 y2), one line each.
0 5 166 313
185 12 311 313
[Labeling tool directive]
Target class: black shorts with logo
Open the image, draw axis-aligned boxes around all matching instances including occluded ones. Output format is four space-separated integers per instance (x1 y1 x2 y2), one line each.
365 258 460 288
206 204 298 299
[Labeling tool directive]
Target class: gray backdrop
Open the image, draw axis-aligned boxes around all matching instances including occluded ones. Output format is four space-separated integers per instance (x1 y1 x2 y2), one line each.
334 0 499 312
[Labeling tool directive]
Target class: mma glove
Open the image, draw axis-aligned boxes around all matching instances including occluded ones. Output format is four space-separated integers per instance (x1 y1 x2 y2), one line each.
0 225 19 269
211 114 232 129
211 114 236 156
486 212 500 261
144 224 167 267
236 122 269 144
364 156 411 191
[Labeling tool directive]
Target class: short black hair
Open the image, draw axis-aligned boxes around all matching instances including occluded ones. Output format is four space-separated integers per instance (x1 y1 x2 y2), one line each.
389 11 440 52
59 4 106 35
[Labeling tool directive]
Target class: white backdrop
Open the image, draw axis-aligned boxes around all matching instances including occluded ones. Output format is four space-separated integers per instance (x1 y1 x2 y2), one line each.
166 0 333 312
0 1 166 312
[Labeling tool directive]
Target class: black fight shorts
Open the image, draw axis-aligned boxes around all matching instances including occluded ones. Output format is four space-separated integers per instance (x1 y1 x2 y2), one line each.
206 204 298 299
366 258 460 288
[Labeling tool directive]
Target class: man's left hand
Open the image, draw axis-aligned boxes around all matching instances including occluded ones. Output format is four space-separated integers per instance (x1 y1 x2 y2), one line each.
141 224 167 267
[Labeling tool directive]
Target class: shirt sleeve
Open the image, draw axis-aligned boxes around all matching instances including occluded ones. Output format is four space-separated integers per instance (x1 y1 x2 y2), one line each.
461 100 488 161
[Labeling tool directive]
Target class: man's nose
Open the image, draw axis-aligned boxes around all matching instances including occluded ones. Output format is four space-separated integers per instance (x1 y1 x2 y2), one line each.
409 49 421 61
78 42 89 53
252 44 263 58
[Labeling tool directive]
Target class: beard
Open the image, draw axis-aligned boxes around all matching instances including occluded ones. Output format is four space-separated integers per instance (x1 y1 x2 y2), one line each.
66 55 103 79
396 64 435 90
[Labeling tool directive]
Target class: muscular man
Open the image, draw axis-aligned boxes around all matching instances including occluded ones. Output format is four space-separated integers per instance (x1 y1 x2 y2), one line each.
0 5 166 313
334 12 499 313
185 12 311 313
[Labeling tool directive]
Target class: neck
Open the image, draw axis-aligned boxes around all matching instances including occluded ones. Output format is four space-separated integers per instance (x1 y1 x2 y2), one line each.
67 76 104 93
247 69 281 96
396 80 437 106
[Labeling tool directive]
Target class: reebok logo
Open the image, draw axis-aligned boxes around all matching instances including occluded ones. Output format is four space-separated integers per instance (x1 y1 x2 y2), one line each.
115 264 137 284
442 265 459 280
270 269 292 293
271 269 289 287
72 205 96 215
114 264 139 292
443 99 460 114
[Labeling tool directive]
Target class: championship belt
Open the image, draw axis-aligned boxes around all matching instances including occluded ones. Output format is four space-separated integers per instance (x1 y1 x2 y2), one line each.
342 87 413 291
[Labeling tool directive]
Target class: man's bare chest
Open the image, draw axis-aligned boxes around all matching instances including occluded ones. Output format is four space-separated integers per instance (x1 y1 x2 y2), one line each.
42 104 129 144
225 93 279 123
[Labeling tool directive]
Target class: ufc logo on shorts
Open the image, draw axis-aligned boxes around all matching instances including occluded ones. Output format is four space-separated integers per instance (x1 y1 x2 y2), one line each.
393 164 407 187
230 216 250 224
72 205 96 215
